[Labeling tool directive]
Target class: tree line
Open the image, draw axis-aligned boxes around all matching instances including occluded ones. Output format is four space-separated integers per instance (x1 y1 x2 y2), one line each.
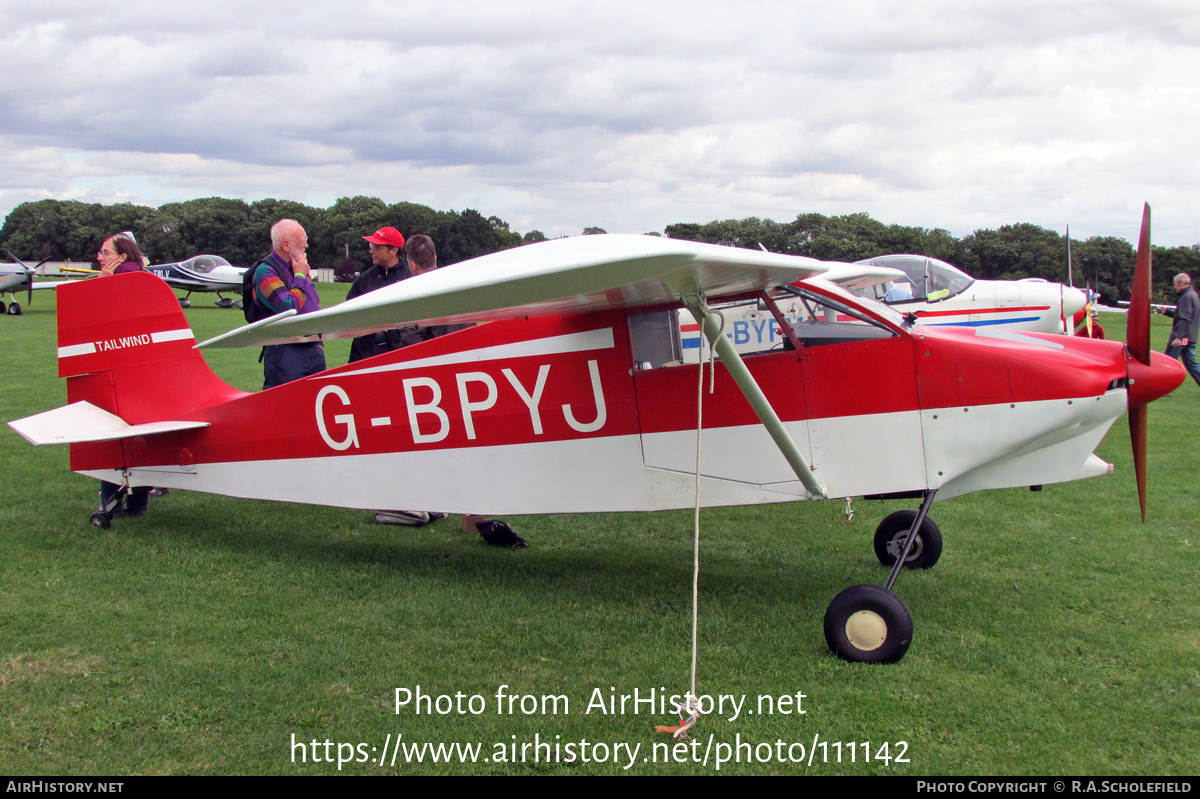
2 198 1195 301
665 213 1200 304
0 196 545 281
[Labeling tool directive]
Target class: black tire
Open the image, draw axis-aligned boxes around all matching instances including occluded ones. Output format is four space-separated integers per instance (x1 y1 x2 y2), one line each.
7 302 22 316
0 301 6 314
873 510 942 569
823 584 913 664
89 512 111 529
215 298 234 308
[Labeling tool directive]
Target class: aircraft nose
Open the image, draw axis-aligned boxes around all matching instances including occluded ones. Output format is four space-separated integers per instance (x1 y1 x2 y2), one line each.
1063 286 1087 317
1127 350 1185 407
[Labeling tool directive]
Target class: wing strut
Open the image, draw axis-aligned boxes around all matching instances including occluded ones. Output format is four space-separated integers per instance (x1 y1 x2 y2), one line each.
682 295 827 499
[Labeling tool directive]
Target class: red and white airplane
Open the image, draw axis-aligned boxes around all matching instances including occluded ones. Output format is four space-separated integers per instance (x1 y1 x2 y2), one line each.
675 253 1089 361
854 254 1088 334
8 206 1182 664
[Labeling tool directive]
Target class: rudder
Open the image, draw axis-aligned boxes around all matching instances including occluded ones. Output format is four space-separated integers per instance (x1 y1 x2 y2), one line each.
57 272 245 424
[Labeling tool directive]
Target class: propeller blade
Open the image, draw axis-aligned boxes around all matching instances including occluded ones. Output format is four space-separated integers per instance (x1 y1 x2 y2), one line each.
1129 404 1148 522
1126 203 1152 366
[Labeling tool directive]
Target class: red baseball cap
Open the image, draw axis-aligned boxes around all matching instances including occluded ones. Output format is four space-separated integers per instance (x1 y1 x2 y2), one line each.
362 227 406 248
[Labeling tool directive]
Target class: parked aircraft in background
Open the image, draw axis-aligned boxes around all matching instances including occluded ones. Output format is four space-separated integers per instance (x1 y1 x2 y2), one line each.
9 208 1181 666
854 254 1087 335
0 251 83 315
67 254 248 308
149 255 247 308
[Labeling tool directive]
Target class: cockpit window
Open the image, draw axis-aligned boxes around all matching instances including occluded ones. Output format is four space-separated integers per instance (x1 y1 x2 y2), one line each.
629 286 897 370
856 255 974 304
184 255 231 274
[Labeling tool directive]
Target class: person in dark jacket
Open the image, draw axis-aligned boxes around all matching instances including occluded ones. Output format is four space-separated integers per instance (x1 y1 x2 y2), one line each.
347 226 411 363
1162 272 1200 388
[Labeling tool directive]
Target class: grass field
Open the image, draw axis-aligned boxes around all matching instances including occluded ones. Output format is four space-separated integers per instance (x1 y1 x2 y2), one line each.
1 285 1197 775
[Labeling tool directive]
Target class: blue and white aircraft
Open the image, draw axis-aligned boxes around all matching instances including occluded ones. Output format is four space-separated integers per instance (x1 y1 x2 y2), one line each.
144 255 248 309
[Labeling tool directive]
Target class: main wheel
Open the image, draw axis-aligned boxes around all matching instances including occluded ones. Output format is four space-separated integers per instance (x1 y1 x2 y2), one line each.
0 301 6 314
215 298 234 308
874 510 942 569
89 512 111 529
178 297 191 308
233 299 243 310
7 302 22 316
824 584 913 663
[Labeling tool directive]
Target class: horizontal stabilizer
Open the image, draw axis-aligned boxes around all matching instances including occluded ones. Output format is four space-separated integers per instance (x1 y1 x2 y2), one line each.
8 401 209 446
198 235 900 350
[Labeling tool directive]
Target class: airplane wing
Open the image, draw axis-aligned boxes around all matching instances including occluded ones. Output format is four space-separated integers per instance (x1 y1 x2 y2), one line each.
0 275 79 291
8 401 210 446
30 280 82 290
199 235 901 349
1117 300 1169 313
818 262 904 291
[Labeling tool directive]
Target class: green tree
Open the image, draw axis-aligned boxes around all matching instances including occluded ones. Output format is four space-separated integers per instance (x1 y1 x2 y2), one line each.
248 199 325 266
154 197 255 265
317 196 392 274
1075 236 1136 304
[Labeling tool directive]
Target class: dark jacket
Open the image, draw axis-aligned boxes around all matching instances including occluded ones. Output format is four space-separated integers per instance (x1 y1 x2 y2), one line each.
346 261 412 363
1167 286 1200 343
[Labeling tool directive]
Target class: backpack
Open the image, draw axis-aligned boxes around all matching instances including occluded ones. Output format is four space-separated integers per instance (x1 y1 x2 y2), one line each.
242 257 289 324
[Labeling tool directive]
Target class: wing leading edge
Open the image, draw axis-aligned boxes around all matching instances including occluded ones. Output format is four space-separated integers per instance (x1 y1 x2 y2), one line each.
198 234 902 350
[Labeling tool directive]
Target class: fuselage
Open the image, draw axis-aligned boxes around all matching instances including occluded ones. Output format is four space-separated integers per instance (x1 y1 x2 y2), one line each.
57 272 1165 516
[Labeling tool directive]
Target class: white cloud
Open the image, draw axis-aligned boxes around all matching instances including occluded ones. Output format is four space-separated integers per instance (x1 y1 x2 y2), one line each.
1 0 1198 245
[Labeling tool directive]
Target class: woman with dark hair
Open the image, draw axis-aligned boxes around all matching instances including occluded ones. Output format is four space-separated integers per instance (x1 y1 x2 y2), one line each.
97 233 145 276
94 232 152 521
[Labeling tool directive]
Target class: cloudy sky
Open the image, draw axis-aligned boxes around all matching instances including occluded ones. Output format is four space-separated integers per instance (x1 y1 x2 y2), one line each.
1 0 1197 245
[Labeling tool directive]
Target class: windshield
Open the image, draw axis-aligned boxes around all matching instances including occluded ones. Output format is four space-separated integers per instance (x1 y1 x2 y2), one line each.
183 255 232 274
856 255 974 303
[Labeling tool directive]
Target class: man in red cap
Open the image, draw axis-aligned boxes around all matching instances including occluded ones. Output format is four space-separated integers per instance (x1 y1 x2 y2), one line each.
346 226 411 363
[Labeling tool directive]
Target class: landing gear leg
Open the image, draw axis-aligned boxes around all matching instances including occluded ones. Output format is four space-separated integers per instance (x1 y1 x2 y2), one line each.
824 490 937 663
883 490 938 591
90 483 129 529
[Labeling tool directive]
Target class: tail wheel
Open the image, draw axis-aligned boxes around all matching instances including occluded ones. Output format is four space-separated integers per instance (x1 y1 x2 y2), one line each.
874 510 942 569
824 584 913 664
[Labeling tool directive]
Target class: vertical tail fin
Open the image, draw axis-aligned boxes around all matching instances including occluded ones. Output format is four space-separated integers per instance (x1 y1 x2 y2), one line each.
57 271 246 424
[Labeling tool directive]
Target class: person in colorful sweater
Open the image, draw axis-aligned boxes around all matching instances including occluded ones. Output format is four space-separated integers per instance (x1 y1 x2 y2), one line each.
253 218 325 389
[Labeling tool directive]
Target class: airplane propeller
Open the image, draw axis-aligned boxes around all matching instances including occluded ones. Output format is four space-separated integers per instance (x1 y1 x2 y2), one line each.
4 249 50 309
1123 203 1175 521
